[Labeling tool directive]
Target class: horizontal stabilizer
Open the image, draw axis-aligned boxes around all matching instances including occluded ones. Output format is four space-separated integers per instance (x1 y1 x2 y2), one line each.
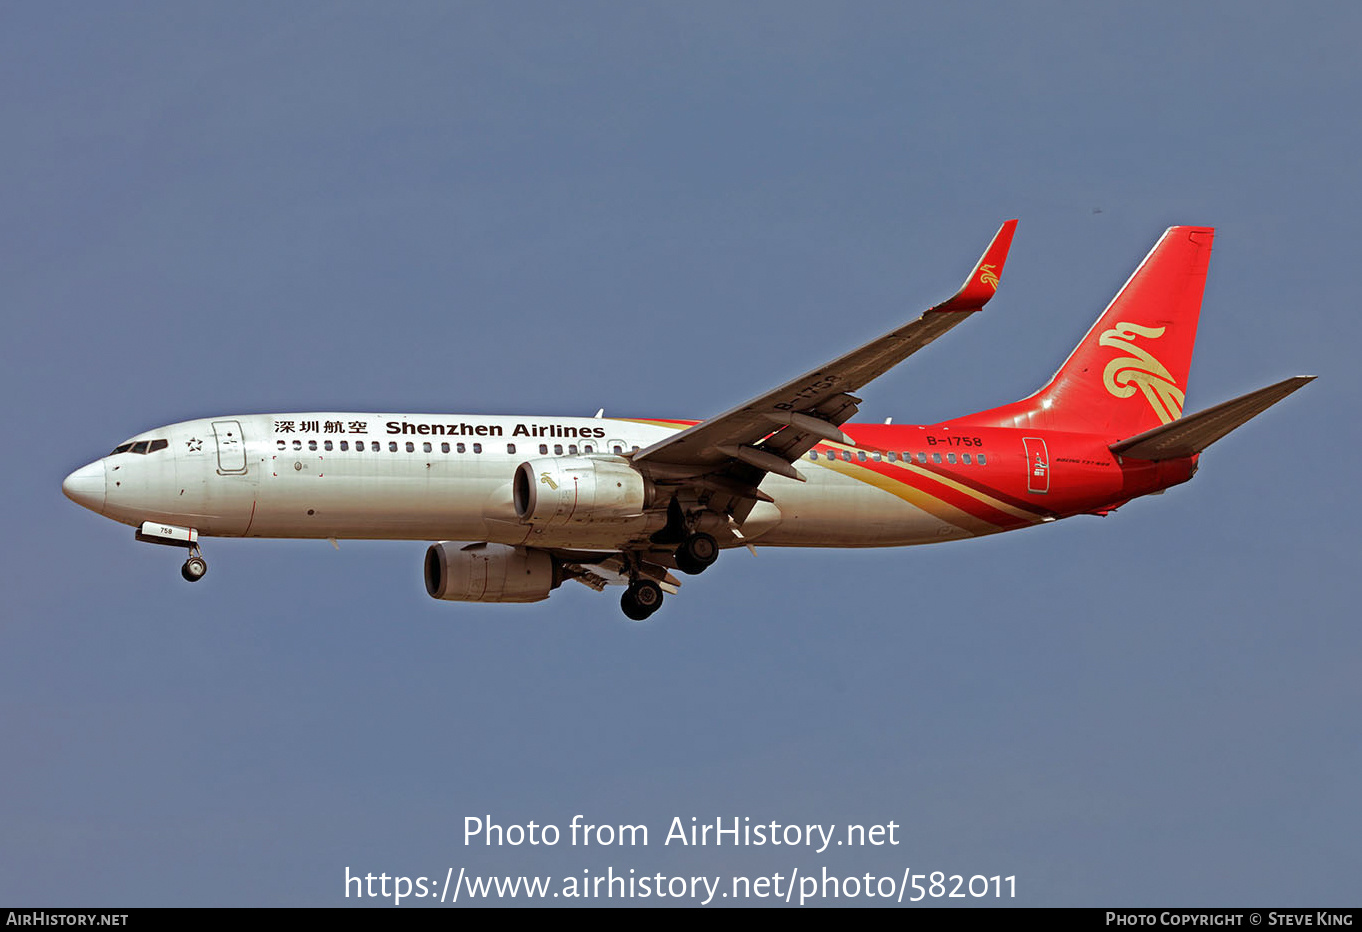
1110 376 1314 461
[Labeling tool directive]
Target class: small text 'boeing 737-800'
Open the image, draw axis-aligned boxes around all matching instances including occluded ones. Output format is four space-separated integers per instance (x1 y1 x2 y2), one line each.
63 222 1312 619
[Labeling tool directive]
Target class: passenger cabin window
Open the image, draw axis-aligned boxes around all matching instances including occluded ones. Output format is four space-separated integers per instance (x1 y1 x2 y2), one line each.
405 442 415 452
583 443 593 453
978 453 987 465
473 443 482 454
423 442 432 453
554 444 563 455
507 443 516 454
457 443 467 454
309 440 318 451
947 453 956 464
440 442 449 453
568 444 578 455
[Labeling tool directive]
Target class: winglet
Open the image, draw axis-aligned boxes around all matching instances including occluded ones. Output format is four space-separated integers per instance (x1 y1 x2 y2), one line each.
930 219 1018 312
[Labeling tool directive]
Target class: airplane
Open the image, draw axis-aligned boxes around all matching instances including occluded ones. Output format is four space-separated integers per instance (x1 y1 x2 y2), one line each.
62 221 1312 620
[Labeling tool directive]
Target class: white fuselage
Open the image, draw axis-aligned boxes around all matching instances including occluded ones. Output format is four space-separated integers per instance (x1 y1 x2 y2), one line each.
67 412 1008 552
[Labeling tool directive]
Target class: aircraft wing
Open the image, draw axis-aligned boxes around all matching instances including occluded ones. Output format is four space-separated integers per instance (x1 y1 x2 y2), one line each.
632 220 1018 500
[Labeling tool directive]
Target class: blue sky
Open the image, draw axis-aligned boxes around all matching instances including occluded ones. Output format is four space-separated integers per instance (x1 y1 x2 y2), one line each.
4 2 1358 906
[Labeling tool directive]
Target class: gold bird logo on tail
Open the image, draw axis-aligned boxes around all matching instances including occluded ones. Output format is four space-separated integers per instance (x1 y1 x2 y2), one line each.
1099 322 1185 424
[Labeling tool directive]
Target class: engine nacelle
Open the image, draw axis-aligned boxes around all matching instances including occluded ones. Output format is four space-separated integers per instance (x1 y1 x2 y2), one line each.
512 456 652 527
424 541 559 603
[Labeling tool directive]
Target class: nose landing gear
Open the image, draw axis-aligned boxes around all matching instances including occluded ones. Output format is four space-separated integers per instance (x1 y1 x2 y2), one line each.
134 521 208 583
181 546 208 583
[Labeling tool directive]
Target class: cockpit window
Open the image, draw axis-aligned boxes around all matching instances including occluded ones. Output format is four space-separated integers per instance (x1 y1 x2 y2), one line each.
112 439 168 455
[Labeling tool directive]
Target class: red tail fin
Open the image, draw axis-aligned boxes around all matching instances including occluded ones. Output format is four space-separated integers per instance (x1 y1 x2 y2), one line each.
952 226 1214 437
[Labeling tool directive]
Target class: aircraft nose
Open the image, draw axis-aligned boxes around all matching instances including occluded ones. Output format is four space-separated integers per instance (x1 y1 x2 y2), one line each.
62 460 106 514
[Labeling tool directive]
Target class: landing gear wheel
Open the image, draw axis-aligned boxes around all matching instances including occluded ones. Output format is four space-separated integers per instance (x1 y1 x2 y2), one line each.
620 591 648 621
620 580 664 621
675 532 719 576
181 555 208 583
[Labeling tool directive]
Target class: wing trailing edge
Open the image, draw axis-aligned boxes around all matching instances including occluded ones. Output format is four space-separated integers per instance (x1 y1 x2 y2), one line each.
1109 376 1314 461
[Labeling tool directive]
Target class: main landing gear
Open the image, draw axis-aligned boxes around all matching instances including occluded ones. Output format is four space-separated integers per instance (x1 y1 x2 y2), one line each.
618 530 720 620
180 546 208 583
651 501 721 577
674 532 718 576
620 579 663 622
